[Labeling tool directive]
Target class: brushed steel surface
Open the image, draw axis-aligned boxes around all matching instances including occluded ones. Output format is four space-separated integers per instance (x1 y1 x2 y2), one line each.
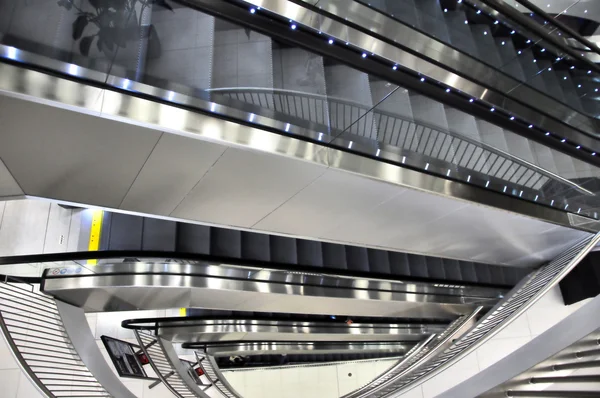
40 262 491 320
440 294 600 398
201 342 412 356
241 0 600 145
155 320 442 343
0 158 22 199
0 62 598 267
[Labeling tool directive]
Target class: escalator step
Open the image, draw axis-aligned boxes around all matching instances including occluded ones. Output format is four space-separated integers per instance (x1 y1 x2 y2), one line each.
322 242 348 270
297 240 324 267
142 218 176 251
176 223 210 254
241 231 270 262
211 228 241 258
367 248 391 274
270 235 298 264
425 256 446 279
407 254 428 278
389 252 411 277
346 247 370 272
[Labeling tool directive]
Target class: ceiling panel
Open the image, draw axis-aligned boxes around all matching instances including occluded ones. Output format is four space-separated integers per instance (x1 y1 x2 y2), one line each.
0 158 22 198
254 169 403 236
170 147 326 227
119 133 228 216
0 96 162 208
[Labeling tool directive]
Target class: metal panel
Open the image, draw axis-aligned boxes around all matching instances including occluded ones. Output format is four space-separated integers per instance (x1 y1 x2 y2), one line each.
254 168 403 236
0 157 22 199
41 263 485 320
120 133 228 215
0 63 597 267
0 96 162 208
55 300 138 398
203 342 411 356
155 320 441 343
170 147 327 227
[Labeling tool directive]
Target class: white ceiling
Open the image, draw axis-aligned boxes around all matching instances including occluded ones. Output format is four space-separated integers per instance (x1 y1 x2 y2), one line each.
0 94 591 266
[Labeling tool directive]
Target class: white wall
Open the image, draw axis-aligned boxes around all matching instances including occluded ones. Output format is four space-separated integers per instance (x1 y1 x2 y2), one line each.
398 286 592 398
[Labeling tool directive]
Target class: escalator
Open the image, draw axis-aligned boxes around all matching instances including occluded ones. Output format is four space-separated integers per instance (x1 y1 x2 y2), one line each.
0 0 598 266
100 211 529 288
121 309 445 369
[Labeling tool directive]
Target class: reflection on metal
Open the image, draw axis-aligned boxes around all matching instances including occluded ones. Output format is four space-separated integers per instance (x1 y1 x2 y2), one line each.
481 328 600 397
0 62 596 232
191 342 411 357
367 232 600 397
196 353 243 398
342 307 482 398
442 292 600 397
239 0 600 144
134 329 209 398
41 261 500 320
124 317 445 343
0 281 113 398
210 87 594 196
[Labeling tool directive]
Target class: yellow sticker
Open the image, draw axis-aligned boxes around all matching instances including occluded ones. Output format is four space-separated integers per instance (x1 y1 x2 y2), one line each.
87 209 103 265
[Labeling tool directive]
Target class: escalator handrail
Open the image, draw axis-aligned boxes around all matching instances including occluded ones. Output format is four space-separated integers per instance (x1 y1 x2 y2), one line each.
476 0 600 76
369 231 600 397
341 307 482 398
0 249 514 291
510 0 600 58
208 87 594 196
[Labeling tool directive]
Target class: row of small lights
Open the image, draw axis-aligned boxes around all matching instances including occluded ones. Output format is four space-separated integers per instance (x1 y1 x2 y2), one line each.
247 4 596 217
248 4 599 160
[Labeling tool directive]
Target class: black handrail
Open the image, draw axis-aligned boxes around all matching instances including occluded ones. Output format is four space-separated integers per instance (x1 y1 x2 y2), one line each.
511 0 600 57
0 250 517 290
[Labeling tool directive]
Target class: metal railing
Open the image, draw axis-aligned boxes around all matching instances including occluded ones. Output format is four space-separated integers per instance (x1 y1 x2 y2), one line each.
134 329 208 398
342 307 482 398
0 280 110 397
359 232 600 397
195 351 243 398
482 327 600 397
208 87 592 196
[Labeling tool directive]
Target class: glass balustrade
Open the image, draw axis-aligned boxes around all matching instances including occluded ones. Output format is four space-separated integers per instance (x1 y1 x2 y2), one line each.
0 0 598 218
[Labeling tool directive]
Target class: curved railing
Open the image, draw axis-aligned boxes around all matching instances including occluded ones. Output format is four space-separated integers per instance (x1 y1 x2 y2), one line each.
0 280 111 398
342 307 482 398
208 87 593 196
134 330 209 398
195 352 243 398
351 231 600 397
